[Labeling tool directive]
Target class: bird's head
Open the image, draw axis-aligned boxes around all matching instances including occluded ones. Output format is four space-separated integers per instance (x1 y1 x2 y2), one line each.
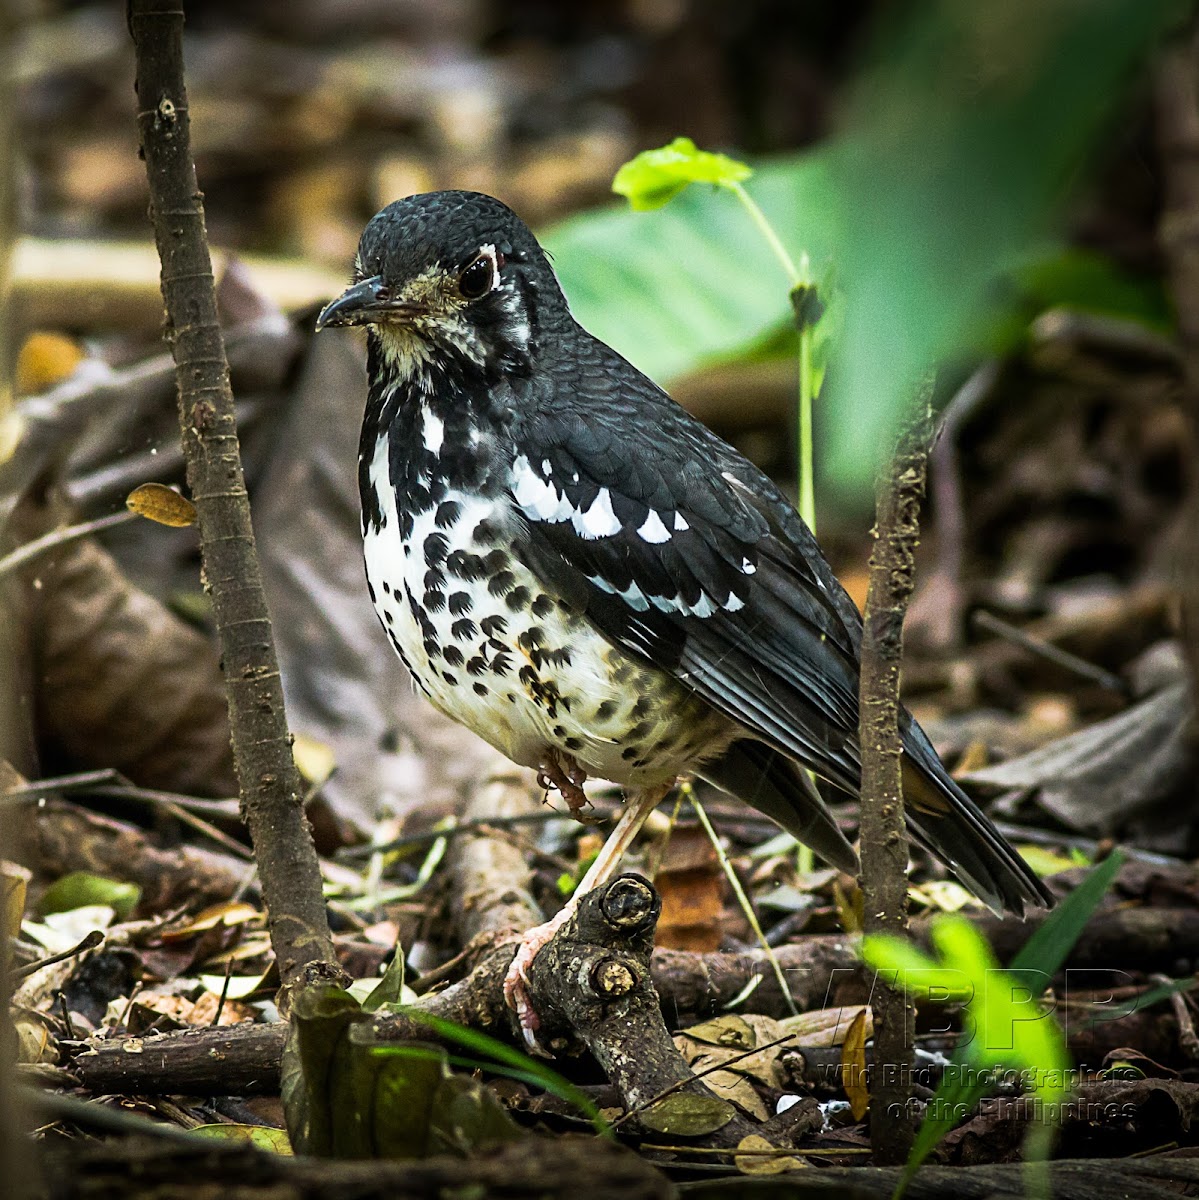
316 190 565 380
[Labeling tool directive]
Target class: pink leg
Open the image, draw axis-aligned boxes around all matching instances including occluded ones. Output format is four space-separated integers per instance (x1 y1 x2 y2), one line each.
503 781 673 1049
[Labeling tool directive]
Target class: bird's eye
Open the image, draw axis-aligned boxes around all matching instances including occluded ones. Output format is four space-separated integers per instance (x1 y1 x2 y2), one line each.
458 253 495 300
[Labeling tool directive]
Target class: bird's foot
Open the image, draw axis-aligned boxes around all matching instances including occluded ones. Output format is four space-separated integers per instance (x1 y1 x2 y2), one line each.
503 903 575 1053
536 750 591 819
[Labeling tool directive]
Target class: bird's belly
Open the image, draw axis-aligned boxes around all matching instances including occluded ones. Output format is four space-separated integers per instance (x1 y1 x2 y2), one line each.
363 468 730 787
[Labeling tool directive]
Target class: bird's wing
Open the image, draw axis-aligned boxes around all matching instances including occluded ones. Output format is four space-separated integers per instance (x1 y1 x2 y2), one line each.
507 355 867 795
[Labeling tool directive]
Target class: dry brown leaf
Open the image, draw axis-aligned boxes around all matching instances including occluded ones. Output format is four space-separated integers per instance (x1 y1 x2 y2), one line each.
125 482 196 528
733 1134 805 1175
16 332 86 395
841 1009 870 1121
778 1005 873 1048
2 858 31 938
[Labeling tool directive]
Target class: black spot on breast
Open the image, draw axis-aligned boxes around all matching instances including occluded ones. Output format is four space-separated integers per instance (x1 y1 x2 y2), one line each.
473 518 499 543
384 610 394 625
506 692 518 703
424 567 445 592
505 586 531 612
564 736 583 751
466 655 487 676
632 695 653 719
423 637 441 659
621 746 640 761
451 618 477 640
435 500 462 529
518 665 538 686
595 700 617 721
531 594 554 618
442 671 457 685
491 652 512 675
447 550 487 582
538 646 572 669
448 591 472 615
424 532 449 566
423 589 446 613
480 614 507 637
382 581 391 595
443 645 465 668
517 627 545 651
367 581 377 603
473 682 488 696
400 511 414 539
628 719 653 741
552 724 566 738
488 570 516 597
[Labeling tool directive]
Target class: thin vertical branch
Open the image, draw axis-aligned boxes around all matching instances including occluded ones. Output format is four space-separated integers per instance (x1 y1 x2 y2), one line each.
858 378 933 1164
128 0 341 994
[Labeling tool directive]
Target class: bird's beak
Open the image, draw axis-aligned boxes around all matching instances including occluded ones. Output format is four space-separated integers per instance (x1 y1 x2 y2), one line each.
315 276 426 331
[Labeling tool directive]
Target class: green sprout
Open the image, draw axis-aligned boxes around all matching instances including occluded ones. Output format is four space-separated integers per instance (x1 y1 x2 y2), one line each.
613 137 822 537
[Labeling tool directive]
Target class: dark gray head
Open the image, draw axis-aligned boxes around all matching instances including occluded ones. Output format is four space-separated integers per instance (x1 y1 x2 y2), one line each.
316 191 568 376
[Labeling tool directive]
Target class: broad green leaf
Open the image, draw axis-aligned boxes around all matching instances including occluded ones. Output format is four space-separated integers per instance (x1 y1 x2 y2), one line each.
543 153 837 386
612 137 752 211
360 949 412 1013
638 1091 736 1136
39 872 140 921
190 1124 292 1154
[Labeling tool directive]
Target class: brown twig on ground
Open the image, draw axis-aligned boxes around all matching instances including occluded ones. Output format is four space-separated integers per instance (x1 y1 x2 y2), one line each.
128 0 339 993
858 379 933 1163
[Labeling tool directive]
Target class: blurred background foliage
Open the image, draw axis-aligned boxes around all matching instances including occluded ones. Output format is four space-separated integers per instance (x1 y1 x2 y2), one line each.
8 0 1189 514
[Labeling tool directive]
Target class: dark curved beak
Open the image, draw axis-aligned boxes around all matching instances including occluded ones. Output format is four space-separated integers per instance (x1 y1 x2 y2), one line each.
315 276 425 331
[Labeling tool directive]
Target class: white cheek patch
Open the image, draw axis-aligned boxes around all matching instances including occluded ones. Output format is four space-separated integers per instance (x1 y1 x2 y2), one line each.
637 510 671 544
573 488 620 540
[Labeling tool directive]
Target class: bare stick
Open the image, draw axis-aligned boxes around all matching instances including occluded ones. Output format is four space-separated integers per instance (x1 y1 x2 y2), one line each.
128 0 339 993
858 378 933 1163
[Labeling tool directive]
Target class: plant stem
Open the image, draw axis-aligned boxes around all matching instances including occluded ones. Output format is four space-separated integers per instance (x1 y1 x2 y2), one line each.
858 374 934 1165
128 0 341 996
690 790 798 1016
0 511 137 580
729 182 801 286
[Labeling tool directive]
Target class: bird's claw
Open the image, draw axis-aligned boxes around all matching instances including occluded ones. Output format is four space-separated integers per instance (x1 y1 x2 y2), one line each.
503 908 573 1055
536 750 590 818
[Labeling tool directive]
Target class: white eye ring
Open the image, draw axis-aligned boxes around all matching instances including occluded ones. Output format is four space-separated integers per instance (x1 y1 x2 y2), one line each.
458 245 502 300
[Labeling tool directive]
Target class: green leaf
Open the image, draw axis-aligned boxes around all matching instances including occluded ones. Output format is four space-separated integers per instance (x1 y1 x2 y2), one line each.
189 1124 292 1154
1010 850 1123 980
361 949 410 1014
612 137 752 211
543 153 837 386
38 872 140 921
638 1091 736 1136
404 1011 611 1137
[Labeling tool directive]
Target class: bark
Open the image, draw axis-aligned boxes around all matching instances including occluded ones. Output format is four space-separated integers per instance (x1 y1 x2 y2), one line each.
128 0 338 992
857 380 933 1163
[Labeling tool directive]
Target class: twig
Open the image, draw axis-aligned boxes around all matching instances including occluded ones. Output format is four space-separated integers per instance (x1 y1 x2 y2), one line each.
0 511 137 580
689 791 798 1016
858 375 933 1164
128 0 339 994
971 609 1129 696
11 931 104 981
210 957 235 1027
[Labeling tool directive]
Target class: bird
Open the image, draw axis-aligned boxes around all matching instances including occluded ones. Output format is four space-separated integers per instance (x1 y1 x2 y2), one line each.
316 189 1052 1040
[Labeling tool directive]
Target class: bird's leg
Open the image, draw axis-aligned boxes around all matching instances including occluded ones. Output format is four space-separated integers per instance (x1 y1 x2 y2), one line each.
504 780 673 1050
536 748 590 817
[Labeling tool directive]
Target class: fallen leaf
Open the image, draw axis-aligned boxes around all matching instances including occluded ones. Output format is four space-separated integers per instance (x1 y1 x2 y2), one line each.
190 1124 292 1154
733 1133 805 1174
841 1009 870 1121
638 1092 735 1136
125 482 196 527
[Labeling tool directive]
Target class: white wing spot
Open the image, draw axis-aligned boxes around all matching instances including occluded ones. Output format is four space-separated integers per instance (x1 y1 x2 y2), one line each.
541 459 552 475
511 455 573 522
723 593 745 613
637 510 671 544
741 557 757 575
573 487 620 540
673 512 689 531
422 409 445 455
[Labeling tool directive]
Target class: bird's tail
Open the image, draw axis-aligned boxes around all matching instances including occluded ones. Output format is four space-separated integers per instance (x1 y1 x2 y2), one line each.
900 724 1053 917
699 739 859 875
